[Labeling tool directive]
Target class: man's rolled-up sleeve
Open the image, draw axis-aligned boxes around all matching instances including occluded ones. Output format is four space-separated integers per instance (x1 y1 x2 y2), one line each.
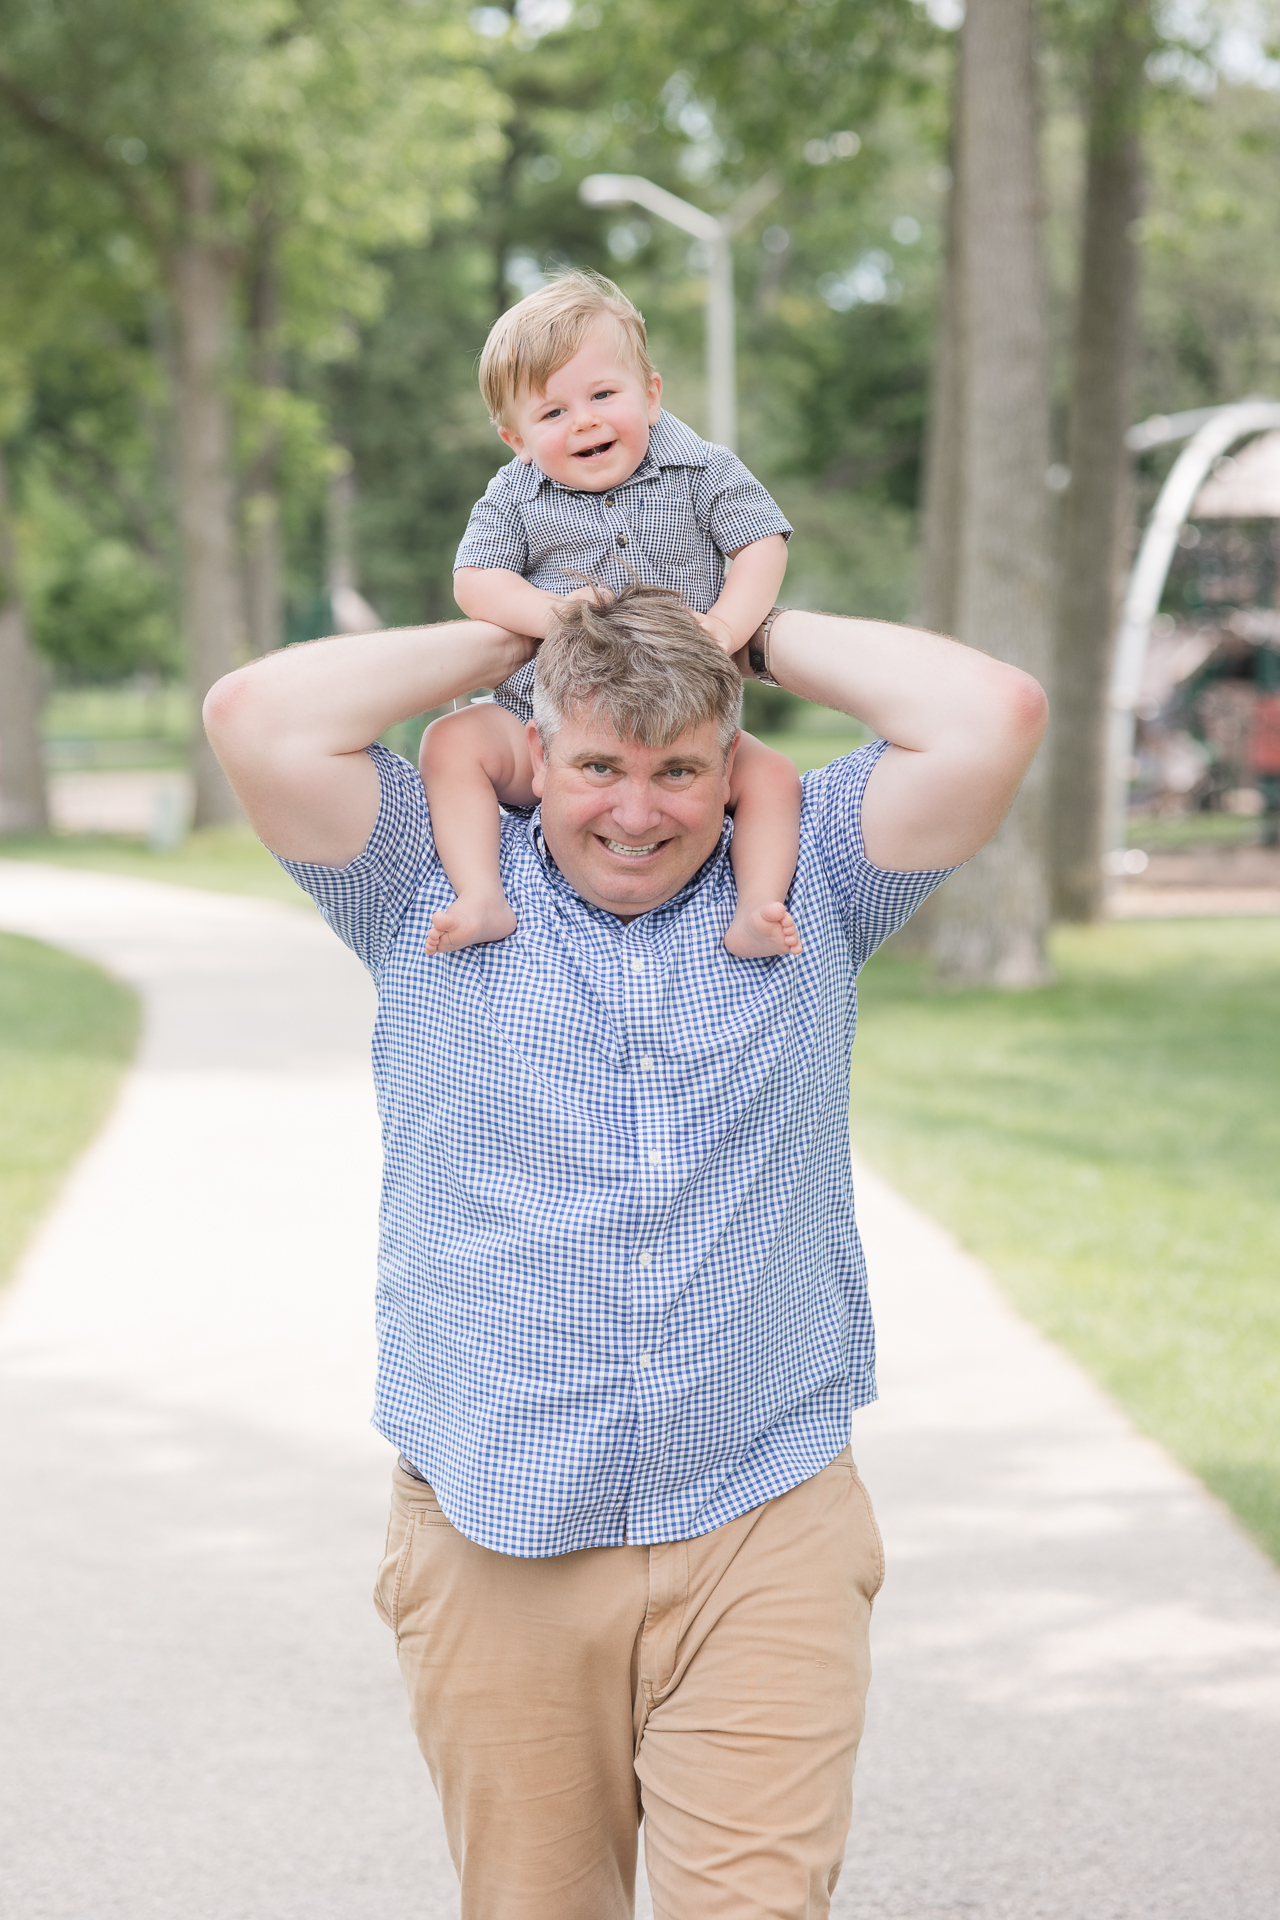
692 447 793 555
808 739 957 970
454 470 530 575
272 743 436 979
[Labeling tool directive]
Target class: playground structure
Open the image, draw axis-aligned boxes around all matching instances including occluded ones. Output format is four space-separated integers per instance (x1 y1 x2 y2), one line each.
1106 397 1280 876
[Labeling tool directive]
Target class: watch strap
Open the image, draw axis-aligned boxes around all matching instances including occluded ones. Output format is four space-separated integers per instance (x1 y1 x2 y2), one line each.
747 605 786 687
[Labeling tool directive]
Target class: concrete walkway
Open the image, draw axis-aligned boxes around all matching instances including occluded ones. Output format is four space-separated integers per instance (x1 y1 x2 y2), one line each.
2 860 1278 1919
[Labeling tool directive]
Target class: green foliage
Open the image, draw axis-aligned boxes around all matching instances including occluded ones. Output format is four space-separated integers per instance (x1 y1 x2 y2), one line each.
20 461 179 680
324 1 947 636
1137 80 1280 412
0 0 501 678
0 930 138 1286
851 918 1280 1564
4 0 1279 693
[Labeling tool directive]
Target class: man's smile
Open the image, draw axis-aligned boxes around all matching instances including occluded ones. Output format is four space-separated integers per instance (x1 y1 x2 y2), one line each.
600 836 662 858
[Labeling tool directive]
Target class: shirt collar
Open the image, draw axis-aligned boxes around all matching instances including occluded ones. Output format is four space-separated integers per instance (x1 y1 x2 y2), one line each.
502 409 711 504
526 809 732 926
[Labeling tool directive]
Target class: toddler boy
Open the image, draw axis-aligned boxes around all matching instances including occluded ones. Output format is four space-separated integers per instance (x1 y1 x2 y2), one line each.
420 269 803 956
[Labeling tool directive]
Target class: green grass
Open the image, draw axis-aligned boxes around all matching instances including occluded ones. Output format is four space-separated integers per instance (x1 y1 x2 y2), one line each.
0 826 307 908
763 713 872 776
0 933 140 1287
42 683 192 769
850 918 1280 1564
1129 812 1263 851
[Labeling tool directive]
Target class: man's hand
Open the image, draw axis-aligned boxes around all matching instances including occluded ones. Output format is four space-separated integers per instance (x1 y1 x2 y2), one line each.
203 621 534 868
759 610 1048 872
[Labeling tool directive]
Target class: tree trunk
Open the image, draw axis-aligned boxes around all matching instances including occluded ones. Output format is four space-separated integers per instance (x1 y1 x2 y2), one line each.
915 40 965 640
243 220 285 658
931 0 1054 989
1049 3 1148 922
171 159 242 826
0 440 49 835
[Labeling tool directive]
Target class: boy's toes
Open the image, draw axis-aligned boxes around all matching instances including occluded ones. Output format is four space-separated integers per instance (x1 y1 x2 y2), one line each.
755 901 802 957
424 899 517 955
723 901 802 959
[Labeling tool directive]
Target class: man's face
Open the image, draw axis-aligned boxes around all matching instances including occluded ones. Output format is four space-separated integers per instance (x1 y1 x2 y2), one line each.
528 708 738 919
498 316 662 493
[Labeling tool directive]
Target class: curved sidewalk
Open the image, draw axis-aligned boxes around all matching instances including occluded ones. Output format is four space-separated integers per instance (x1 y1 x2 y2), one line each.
2 859 1278 1919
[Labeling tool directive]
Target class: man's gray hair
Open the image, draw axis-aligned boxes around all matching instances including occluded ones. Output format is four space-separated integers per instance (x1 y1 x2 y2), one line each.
532 583 743 758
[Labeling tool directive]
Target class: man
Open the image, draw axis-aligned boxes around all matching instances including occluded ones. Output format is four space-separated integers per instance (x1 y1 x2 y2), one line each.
204 587 1045 1919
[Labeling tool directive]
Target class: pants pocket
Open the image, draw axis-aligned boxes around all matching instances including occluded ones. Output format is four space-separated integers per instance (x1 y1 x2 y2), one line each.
848 1463 887 1602
373 1502 416 1637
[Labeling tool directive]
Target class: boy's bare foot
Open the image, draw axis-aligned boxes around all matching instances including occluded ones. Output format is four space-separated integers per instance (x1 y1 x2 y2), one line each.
723 901 802 960
425 894 518 954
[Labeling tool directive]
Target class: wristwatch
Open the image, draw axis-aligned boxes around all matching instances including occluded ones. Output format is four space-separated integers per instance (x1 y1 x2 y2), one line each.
747 606 786 687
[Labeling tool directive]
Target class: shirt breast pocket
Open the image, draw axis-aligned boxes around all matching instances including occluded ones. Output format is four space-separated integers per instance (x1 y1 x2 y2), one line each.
637 488 705 571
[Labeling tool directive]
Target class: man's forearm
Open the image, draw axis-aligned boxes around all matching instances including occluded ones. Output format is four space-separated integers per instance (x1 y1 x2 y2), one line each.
758 610 1048 870
208 621 530 761
760 611 1016 751
204 620 533 866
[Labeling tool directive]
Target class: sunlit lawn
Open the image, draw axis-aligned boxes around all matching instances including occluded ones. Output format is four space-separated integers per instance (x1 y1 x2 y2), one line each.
1 825 306 909
850 918 1280 1565
0 933 139 1287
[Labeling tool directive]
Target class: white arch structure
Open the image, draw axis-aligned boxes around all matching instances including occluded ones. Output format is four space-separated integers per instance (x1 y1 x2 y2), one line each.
1105 395 1280 869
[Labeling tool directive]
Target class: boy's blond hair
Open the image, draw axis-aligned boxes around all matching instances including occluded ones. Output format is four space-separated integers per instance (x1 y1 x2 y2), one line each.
479 269 657 427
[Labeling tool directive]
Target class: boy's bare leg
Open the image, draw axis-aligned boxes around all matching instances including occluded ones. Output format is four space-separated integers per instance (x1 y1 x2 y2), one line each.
418 704 535 952
724 732 803 959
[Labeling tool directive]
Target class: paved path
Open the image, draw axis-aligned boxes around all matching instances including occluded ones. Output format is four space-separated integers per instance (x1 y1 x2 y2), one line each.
2 861 1278 1919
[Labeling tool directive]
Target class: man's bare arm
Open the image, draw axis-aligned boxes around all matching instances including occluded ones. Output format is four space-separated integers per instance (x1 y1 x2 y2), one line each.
758 611 1048 871
203 622 534 867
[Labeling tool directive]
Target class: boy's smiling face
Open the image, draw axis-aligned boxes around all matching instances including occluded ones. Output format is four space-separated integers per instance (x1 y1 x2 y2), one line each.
499 316 662 493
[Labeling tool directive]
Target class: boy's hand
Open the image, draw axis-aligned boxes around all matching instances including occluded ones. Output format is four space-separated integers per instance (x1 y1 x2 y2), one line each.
558 583 614 610
694 611 740 655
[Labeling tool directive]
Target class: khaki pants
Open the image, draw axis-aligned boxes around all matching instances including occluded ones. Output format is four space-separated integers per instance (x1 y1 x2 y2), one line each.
375 1448 884 1919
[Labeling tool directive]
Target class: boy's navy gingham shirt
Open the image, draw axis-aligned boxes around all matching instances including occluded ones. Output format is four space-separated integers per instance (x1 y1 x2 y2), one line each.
455 409 793 723
278 740 949 1560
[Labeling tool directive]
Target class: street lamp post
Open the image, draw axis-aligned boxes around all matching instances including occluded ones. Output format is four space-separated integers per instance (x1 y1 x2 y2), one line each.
579 172 779 452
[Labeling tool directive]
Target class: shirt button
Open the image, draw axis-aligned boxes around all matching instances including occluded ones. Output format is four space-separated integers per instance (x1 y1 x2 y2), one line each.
616 533 628 547
638 1251 652 1267
640 1055 654 1071
605 495 615 506
648 1150 661 1167
630 958 644 974
638 1352 651 1368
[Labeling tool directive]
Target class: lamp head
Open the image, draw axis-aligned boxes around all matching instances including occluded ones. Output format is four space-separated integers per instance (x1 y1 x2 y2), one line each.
579 173 633 211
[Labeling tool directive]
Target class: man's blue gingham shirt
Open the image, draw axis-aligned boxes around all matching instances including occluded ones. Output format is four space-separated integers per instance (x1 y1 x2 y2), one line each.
455 409 793 725
279 741 949 1559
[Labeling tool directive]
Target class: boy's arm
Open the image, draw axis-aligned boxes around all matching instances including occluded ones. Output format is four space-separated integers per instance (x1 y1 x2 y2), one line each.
203 620 533 867
454 566 573 640
698 534 789 655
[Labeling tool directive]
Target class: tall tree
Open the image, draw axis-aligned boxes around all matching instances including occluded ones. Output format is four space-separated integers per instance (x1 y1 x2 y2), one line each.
1 0 496 822
915 37 963 640
241 192 285 658
931 0 1054 986
0 440 46 831
1049 0 1150 920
